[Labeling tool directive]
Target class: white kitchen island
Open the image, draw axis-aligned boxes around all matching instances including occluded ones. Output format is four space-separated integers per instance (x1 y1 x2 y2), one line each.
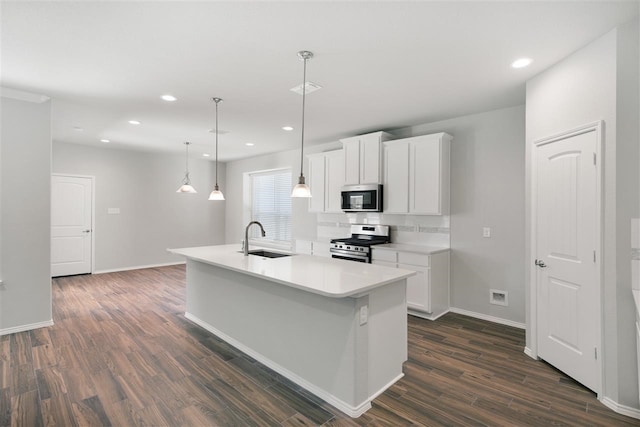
168 244 415 418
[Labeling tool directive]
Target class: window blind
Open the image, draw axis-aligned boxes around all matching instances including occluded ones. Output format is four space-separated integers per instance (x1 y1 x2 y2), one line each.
250 169 292 243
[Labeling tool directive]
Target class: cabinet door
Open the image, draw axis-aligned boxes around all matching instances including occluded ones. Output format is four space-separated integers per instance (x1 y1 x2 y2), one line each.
343 139 360 185
372 260 396 268
384 142 409 213
360 134 381 184
312 241 331 258
308 154 326 212
400 263 431 313
410 139 441 214
325 150 345 213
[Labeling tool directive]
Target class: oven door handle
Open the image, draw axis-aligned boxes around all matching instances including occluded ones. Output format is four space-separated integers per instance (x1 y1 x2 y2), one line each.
329 248 369 259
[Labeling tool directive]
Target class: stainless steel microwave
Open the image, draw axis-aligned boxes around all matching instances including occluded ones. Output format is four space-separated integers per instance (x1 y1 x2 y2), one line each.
340 184 383 212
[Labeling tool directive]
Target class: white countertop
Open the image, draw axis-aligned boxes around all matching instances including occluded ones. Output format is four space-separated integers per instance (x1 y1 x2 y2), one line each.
374 243 450 255
168 244 415 298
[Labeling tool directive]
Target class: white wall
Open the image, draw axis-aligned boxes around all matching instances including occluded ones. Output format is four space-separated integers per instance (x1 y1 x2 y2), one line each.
393 105 526 324
52 142 226 272
526 19 639 409
0 96 53 333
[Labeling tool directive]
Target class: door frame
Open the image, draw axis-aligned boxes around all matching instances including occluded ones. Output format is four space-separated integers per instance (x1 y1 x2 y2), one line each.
51 173 96 274
528 120 604 397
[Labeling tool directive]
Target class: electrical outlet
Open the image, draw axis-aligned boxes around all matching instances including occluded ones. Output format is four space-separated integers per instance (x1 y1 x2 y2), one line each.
490 289 508 306
483 227 491 238
359 305 368 325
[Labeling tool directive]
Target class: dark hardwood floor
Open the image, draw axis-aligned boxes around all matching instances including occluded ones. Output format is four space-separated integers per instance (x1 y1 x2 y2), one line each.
1 264 638 426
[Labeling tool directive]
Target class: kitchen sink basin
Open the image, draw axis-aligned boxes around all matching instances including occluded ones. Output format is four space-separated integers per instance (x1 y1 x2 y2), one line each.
247 250 292 258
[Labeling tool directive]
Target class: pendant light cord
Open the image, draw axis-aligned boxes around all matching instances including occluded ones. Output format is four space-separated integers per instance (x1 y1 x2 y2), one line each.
299 56 307 178
185 142 190 184
215 100 219 187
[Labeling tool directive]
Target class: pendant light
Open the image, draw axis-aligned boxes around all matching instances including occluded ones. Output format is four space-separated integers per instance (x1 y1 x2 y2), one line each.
208 97 225 201
291 50 313 198
176 141 197 193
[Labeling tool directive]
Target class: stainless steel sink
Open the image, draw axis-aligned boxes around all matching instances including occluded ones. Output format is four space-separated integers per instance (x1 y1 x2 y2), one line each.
246 250 292 259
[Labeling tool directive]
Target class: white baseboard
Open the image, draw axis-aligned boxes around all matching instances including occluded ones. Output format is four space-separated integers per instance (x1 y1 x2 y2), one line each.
0 319 54 336
409 309 450 321
600 396 640 420
185 312 373 418
94 261 185 275
524 346 537 359
449 307 526 329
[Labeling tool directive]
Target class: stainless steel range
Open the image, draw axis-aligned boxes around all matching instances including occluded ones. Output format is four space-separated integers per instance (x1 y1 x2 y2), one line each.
329 224 390 263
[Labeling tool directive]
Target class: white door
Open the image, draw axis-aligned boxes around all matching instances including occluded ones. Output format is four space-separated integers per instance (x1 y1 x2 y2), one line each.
51 175 93 277
535 129 600 392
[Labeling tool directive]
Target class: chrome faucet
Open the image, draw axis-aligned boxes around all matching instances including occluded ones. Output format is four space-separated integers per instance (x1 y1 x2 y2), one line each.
244 221 266 256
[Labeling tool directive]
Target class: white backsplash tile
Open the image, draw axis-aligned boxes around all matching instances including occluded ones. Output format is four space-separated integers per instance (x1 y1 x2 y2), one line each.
317 212 450 247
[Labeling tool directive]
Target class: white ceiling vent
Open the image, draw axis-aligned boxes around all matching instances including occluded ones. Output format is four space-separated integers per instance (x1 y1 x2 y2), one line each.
290 81 322 95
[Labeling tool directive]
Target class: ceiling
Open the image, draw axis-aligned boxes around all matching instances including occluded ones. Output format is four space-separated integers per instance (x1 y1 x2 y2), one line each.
1 1 637 161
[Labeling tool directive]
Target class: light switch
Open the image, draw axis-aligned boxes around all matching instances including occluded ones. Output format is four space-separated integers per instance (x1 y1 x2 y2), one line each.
483 227 491 238
108 208 120 214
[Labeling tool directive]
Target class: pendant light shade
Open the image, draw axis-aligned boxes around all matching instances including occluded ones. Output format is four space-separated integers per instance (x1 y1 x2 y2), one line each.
208 97 225 201
291 50 313 198
177 141 197 193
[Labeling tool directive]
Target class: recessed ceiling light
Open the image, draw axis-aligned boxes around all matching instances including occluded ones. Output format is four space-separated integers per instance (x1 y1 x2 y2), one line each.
73 126 83 131
128 120 141 125
100 139 110 143
161 94 177 102
511 58 532 68
245 143 255 146
282 126 294 131
202 153 211 157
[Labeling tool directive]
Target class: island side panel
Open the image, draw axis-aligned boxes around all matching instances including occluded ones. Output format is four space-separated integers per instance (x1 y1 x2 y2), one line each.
367 279 408 398
185 259 363 410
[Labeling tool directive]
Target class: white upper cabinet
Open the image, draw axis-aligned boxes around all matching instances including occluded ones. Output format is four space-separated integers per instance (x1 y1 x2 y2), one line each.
383 142 410 214
341 131 393 185
324 150 345 212
383 132 452 215
308 153 326 213
307 150 345 213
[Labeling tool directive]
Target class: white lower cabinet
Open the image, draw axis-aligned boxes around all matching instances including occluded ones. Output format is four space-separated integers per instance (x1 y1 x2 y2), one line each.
403 263 430 313
372 248 450 320
294 240 331 257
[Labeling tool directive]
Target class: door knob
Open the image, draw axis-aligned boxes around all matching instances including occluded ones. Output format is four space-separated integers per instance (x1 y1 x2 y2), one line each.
535 259 547 268
82 230 91 233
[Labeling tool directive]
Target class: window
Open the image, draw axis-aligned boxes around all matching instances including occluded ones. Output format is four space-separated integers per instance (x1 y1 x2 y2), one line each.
248 169 292 245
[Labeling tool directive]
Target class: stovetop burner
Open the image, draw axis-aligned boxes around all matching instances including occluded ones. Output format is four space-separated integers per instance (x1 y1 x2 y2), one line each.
330 236 390 247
